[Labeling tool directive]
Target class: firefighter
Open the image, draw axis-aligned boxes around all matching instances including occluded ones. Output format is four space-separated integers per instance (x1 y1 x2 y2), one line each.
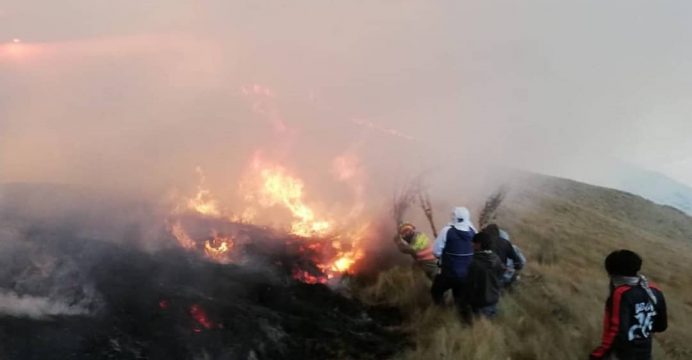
431 207 477 321
394 222 438 280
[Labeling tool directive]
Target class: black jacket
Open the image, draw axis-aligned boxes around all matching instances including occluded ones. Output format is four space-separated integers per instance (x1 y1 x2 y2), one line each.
591 284 667 360
493 237 523 270
467 250 504 307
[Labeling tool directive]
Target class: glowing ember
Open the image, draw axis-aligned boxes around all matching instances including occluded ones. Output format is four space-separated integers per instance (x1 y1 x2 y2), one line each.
12 38 21 43
189 304 215 331
159 299 170 310
292 268 327 285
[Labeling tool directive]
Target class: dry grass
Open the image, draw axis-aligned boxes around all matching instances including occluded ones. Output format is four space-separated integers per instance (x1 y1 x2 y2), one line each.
357 174 692 359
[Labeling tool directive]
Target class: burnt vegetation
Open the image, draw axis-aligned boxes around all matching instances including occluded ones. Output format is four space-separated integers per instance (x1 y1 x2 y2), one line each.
0 184 403 360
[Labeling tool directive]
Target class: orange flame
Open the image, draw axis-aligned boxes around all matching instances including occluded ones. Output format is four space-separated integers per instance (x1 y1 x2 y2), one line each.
331 254 358 273
248 162 331 237
316 225 368 278
187 167 221 217
170 157 370 280
169 220 196 250
203 232 234 262
188 189 220 217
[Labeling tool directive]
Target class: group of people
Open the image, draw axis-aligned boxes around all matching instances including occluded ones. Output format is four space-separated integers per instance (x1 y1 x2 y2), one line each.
395 206 669 360
395 206 525 321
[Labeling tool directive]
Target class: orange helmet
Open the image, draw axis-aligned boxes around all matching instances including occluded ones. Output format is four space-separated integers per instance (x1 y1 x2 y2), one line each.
398 222 416 237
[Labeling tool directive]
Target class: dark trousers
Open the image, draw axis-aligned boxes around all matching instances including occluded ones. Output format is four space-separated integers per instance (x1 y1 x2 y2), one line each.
472 304 498 319
430 274 471 322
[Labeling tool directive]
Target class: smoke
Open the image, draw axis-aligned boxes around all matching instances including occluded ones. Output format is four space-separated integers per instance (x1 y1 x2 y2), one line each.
0 224 104 320
2 1 692 229
0 291 91 319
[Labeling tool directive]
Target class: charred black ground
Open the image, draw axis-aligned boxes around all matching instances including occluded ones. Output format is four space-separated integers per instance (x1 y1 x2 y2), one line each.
0 184 404 360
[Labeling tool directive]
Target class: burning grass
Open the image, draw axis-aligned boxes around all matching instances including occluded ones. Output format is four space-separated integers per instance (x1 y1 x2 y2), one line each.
170 158 369 284
0 218 404 359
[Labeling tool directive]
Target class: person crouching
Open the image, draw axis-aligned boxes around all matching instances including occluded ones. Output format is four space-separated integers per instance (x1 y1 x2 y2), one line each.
394 222 438 280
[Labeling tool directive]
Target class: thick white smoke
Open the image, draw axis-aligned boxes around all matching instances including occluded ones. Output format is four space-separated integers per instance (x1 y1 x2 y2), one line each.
0 291 91 319
2 0 692 203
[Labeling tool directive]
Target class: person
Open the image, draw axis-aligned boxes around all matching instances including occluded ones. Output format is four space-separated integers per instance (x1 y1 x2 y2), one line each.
590 250 667 360
393 222 438 280
431 207 477 321
467 232 504 318
481 224 523 277
499 229 526 289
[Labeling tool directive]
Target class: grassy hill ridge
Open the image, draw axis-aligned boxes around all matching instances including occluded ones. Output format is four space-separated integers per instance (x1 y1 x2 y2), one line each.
361 174 692 359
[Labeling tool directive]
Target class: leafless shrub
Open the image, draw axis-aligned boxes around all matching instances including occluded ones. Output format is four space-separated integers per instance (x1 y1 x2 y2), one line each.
391 181 423 226
479 187 508 229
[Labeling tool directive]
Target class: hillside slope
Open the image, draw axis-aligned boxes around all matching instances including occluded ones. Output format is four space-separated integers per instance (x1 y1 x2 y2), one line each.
614 167 692 215
362 174 692 360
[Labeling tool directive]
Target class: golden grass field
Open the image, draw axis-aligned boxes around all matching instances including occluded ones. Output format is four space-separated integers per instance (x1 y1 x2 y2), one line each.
357 174 692 360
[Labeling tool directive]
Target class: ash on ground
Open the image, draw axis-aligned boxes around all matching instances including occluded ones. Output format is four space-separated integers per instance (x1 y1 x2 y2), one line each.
0 185 404 360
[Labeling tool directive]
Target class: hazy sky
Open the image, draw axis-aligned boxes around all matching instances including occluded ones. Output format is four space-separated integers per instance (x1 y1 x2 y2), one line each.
2 1 692 202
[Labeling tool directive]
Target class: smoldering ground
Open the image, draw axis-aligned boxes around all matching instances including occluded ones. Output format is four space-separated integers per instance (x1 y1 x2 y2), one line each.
0 183 406 359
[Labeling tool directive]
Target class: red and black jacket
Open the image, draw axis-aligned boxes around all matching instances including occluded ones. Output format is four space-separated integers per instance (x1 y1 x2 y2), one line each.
591 284 667 360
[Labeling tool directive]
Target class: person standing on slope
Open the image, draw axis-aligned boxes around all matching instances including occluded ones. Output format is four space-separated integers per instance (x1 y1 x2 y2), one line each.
431 207 477 321
467 232 505 318
590 250 668 360
393 222 438 280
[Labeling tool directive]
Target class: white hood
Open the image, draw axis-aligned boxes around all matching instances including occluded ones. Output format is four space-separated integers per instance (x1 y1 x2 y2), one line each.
450 206 475 232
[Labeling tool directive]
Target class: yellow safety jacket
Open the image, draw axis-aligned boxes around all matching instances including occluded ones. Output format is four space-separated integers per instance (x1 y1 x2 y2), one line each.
408 232 436 262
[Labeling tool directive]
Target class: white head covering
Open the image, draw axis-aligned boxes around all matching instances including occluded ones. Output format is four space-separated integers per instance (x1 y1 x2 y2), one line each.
450 207 475 231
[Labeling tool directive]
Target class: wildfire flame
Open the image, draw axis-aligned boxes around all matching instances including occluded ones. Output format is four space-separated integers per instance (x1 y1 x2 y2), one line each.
247 162 331 237
169 220 196 250
292 268 327 285
203 232 234 263
188 188 220 217
331 255 357 273
187 167 221 217
169 155 369 283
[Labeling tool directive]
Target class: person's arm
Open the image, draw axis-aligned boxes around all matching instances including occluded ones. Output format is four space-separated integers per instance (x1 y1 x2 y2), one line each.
432 227 449 258
590 287 630 359
399 242 417 256
506 241 523 271
513 245 526 269
393 234 416 255
652 289 667 333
